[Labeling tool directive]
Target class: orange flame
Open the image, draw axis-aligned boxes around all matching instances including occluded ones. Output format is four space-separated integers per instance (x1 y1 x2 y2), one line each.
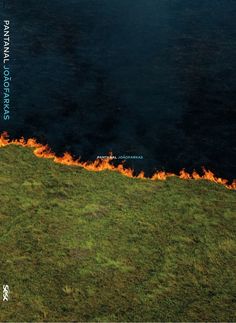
0 132 235 190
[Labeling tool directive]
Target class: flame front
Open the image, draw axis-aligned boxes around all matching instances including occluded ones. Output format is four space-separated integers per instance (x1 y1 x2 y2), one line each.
0 132 235 190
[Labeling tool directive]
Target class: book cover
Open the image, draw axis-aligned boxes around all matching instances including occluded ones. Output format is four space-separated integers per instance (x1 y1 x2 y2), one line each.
1 0 235 321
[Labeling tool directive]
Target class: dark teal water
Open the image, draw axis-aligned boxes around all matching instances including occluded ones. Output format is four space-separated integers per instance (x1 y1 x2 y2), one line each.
1 0 236 179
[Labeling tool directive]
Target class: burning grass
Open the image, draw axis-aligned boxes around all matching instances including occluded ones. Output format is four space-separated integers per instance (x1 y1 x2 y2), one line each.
0 143 235 321
0 132 235 190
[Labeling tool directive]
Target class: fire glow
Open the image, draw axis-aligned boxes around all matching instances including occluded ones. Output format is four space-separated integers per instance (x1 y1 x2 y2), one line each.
0 131 235 190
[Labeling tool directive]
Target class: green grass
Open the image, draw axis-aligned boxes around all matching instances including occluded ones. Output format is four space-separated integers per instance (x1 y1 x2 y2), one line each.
0 145 235 322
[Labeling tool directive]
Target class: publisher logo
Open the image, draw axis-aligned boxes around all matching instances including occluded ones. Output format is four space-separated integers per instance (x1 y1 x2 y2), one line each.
3 284 9 301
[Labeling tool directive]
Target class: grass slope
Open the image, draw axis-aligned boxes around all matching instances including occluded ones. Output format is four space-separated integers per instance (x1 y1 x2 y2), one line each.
0 145 235 322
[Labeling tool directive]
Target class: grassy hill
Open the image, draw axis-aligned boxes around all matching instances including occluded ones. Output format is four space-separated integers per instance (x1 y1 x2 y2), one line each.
0 145 235 322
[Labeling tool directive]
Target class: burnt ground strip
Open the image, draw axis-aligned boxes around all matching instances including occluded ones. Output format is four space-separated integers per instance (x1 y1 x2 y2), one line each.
1 0 235 180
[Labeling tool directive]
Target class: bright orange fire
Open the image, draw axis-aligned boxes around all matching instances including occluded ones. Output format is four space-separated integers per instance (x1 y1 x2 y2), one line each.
0 131 235 190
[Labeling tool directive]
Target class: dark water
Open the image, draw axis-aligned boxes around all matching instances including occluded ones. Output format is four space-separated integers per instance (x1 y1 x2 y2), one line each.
1 0 236 180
